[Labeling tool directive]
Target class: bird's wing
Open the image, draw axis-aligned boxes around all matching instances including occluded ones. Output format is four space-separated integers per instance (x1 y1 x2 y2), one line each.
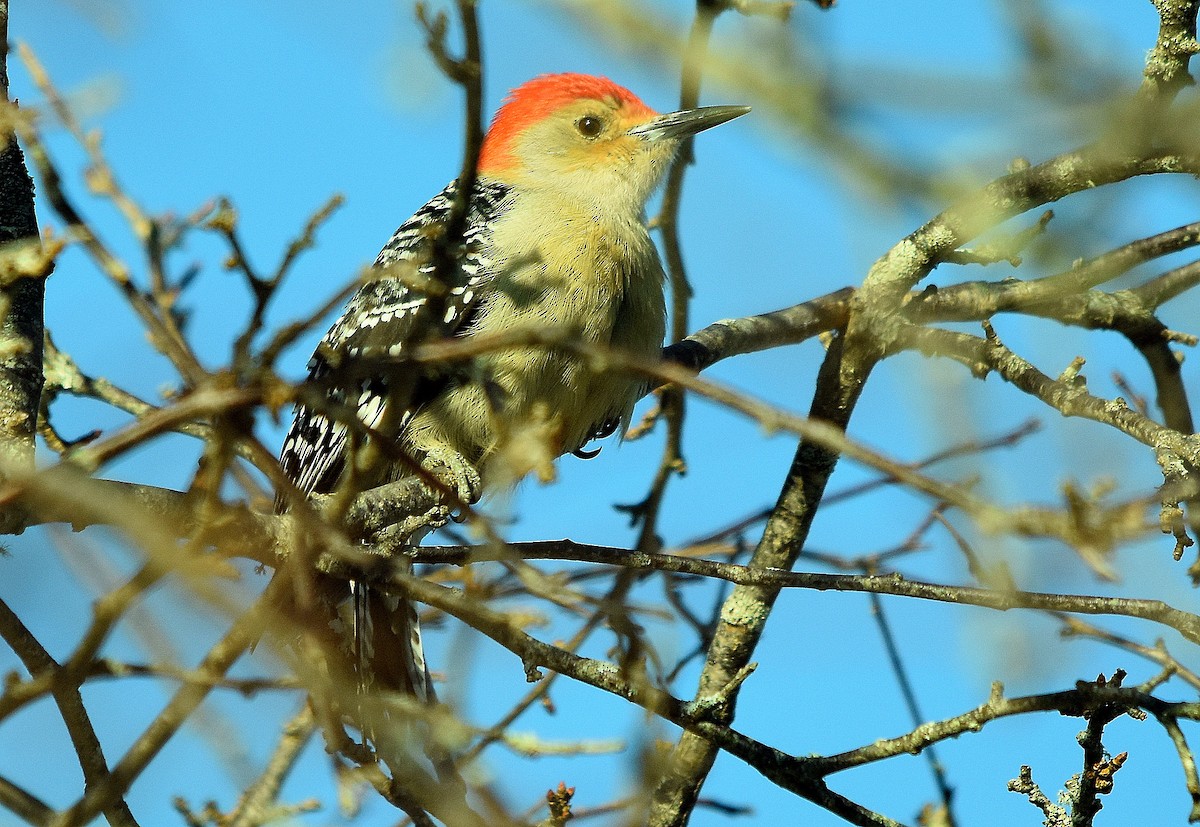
279 179 511 500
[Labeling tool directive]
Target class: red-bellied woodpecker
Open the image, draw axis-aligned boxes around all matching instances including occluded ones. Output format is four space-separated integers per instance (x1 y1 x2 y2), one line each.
279 73 748 708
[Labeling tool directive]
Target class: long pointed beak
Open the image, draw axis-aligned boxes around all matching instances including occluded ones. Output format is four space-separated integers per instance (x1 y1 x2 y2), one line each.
626 104 751 141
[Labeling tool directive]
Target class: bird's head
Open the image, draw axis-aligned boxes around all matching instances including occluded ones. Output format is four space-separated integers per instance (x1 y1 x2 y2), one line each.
478 73 749 217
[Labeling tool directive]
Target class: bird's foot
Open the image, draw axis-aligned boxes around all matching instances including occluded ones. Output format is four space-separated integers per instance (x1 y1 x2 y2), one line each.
422 445 482 506
389 503 454 539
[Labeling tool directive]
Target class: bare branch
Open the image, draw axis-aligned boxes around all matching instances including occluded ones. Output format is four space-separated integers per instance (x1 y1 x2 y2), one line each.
0 598 138 827
1140 0 1200 103
225 706 318 827
0 9 44 533
409 540 1200 644
0 774 52 827
46 584 273 827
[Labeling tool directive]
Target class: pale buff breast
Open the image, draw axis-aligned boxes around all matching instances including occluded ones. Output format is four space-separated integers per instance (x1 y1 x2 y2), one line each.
402 199 666 482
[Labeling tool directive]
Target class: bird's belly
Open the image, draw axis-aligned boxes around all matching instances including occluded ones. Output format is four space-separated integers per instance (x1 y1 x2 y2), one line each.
405 282 662 483
403 212 666 484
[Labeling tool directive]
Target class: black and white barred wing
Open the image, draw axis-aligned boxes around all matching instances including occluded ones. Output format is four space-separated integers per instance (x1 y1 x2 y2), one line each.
279 179 510 499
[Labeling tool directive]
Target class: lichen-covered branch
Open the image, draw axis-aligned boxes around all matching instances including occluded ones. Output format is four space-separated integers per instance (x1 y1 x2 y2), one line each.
0 5 44 533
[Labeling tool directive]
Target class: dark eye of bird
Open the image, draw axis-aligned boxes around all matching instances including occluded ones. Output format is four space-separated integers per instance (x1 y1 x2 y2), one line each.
576 116 603 138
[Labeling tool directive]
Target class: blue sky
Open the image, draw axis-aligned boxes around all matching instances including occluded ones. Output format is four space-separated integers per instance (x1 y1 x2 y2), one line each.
3 1 1200 825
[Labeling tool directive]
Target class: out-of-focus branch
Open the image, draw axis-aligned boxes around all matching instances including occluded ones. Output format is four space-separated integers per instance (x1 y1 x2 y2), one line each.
214 194 345 375
652 55 1200 819
2 308 1183 563
415 0 483 253
384 554 1200 826
901 322 1200 565
0 773 51 827
83 660 299 695
456 596 617 766
0 598 138 827
559 0 929 200
627 0 722 554
225 706 318 827
46 582 276 827
16 45 204 386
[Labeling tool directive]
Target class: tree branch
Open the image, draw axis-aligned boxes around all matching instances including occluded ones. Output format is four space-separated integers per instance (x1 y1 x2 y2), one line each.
0 598 138 827
0 5 45 533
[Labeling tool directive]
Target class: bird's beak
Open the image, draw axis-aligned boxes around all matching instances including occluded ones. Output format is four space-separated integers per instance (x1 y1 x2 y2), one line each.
626 105 751 141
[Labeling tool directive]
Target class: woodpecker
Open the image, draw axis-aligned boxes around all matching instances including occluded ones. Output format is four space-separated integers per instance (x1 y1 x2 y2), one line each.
279 73 748 706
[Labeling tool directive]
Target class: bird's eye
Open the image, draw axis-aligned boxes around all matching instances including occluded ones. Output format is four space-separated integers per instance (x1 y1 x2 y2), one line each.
575 116 604 138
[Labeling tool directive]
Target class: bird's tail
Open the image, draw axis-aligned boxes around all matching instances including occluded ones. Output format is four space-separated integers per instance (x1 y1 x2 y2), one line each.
350 567 434 703
351 573 466 787
350 578 372 694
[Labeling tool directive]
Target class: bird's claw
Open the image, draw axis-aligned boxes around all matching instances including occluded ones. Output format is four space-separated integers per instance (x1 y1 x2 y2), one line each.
393 504 454 538
423 446 482 505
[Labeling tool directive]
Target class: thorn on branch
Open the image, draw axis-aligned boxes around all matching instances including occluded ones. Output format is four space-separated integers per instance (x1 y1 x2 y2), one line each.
522 656 544 683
